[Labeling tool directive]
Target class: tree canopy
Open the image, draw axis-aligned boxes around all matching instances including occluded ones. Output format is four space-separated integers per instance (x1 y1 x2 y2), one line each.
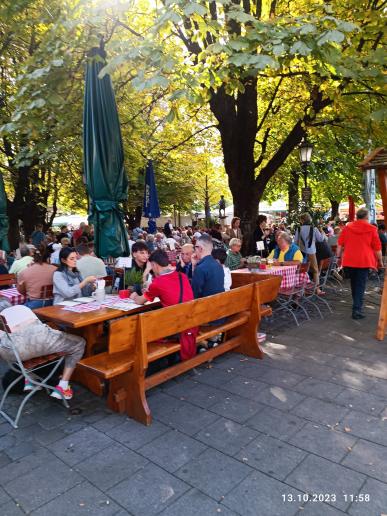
0 0 385 247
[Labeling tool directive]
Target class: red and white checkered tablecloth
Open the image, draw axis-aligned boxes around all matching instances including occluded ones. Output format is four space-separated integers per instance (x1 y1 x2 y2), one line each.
0 287 27 306
238 266 298 289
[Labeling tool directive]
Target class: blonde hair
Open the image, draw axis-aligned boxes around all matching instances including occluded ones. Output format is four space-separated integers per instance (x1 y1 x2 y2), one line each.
229 238 242 247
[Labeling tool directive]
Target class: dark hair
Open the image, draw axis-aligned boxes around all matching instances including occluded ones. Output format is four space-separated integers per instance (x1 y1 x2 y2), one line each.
212 248 227 264
77 244 90 256
149 249 169 267
57 247 77 272
231 217 240 228
33 244 51 265
379 223 386 231
356 208 368 220
257 215 267 225
60 225 67 231
132 241 149 254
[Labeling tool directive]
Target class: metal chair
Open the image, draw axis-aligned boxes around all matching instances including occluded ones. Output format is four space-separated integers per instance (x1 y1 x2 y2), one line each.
0 313 69 428
273 263 311 326
301 258 333 317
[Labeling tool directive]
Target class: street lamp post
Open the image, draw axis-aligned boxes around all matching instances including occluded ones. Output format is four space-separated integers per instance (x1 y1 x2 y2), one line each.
299 137 313 188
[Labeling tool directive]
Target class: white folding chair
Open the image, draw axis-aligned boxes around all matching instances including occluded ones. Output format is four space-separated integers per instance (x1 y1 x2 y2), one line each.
0 313 69 428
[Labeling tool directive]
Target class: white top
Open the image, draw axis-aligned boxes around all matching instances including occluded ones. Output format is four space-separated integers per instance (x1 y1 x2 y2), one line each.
1 305 38 333
223 266 232 291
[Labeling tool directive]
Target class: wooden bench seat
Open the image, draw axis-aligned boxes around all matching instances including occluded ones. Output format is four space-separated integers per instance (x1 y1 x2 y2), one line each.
76 351 134 379
78 277 281 425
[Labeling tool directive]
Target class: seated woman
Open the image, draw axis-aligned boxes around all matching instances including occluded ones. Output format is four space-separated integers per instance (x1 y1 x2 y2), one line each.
53 247 96 305
17 244 57 309
269 231 304 263
225 238 245 271
0 299 85 400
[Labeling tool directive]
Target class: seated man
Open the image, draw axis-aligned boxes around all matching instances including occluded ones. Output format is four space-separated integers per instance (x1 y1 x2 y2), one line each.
130 250 195 367
0 300 85 400
76 244 107 278
124 241 151 293
225 238 245 271
269 231 303 262
192 234 224 298
212 248 232 291
130 249 193 307
176 243 194 280
9 245 34 276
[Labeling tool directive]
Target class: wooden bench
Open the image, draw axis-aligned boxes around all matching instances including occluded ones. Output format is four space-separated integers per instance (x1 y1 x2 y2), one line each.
78 277 280 425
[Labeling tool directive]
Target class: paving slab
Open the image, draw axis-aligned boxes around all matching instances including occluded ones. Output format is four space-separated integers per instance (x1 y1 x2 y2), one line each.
3 457 83 513
285 454 366 511
75 443 148 490
208 392 266 423
348 477 387 516
159 488 238 515
288 421 357 462
293 397 349 427
246 406 307 440
195 417 258 455
175 448 252 500
222 469 303 516
107 462 190 515
341 438 387 483
30 481 120 516
137 429 207 473
47 426 114 466
235 433 307 480
338 410 387 446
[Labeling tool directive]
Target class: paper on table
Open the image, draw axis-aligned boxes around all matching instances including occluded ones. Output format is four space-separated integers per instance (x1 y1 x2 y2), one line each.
73 297 95 303
57 300 80 307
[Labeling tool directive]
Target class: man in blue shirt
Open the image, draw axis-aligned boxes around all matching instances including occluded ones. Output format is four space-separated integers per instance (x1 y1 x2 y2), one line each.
192 234 225 351
192 234 224 298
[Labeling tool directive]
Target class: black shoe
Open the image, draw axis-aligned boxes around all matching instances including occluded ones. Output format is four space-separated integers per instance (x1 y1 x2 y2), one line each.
352 312 365 320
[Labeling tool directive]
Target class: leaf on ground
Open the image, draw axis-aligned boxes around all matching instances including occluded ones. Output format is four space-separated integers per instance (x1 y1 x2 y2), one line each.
344 426 351 432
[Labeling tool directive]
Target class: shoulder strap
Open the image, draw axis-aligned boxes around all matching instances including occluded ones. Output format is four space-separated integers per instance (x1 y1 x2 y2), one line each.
178 272 183 304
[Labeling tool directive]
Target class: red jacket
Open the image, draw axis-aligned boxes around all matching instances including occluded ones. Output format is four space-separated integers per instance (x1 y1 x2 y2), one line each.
338 220 381 268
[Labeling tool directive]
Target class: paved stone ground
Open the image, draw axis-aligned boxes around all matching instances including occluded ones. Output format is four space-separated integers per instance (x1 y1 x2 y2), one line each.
0 280 385 515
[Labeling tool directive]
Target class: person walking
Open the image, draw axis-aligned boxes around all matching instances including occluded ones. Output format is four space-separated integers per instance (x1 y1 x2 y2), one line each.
294 213 325 292
336 208 383 320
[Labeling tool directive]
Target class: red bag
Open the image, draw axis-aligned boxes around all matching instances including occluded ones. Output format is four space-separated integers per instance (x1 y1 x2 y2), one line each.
177 273 199 361
179 327 199 361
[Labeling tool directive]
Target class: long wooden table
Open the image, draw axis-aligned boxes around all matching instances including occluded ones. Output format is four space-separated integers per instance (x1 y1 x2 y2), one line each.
34 301 160 394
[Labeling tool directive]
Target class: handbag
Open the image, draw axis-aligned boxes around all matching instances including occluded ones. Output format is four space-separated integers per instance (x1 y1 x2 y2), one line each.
178 273 199 360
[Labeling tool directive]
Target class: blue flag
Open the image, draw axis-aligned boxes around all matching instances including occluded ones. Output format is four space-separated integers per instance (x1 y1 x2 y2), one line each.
143 160 161 230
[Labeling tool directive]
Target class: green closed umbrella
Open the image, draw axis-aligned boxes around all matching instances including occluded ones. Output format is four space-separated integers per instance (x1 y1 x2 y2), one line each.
0 174 9 252
83 45 130 258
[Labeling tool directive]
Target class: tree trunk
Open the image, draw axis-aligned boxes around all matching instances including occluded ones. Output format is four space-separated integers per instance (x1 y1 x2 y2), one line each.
330 199 339 219
288 169 299 214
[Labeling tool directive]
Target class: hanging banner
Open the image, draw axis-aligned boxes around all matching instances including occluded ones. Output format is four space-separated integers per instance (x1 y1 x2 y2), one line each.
364 169 376 223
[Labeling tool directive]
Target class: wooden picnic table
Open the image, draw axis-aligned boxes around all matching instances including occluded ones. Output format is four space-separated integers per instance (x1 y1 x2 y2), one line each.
34 301 160 394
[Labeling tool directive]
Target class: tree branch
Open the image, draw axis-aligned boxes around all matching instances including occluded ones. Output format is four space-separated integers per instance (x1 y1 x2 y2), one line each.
257 77 283 134
254 127 271 168
157 124 218 162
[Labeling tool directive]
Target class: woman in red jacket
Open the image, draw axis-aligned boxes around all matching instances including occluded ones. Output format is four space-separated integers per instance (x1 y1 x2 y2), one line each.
337 208 383 320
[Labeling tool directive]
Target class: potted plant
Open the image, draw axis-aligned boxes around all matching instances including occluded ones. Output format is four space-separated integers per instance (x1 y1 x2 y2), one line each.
124 269 144 295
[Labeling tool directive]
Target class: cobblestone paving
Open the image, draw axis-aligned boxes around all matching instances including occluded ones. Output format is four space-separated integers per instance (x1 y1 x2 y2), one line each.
0 283 385 515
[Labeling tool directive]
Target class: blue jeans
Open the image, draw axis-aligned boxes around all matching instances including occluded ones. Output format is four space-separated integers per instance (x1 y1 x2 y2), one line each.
25 299 53 309
345 267 368 314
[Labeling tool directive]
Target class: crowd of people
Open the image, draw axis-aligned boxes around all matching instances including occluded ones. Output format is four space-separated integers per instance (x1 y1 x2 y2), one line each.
0 211 384 401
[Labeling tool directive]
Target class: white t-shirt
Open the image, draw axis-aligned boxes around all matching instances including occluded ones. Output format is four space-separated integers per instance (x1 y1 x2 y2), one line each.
223 266 232 291
1 305 39 333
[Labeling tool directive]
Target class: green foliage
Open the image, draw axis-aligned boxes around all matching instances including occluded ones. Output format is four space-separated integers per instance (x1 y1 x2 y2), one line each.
124 268 143 287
